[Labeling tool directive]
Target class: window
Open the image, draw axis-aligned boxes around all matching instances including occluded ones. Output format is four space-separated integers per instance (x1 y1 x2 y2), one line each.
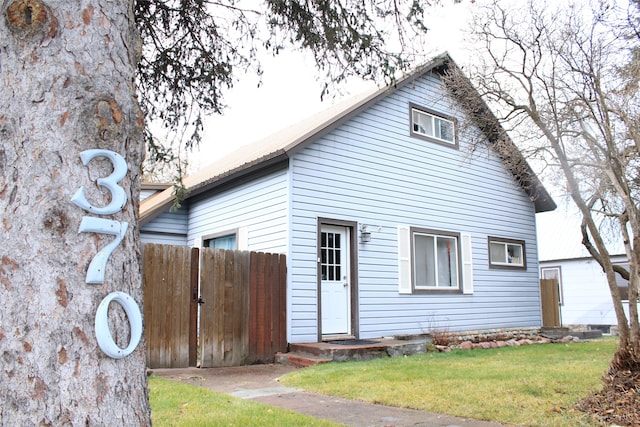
488 237 526 269
398 227 473 294
614 263 630 301
412 229 460 291
541 266 563 305
410 105 456 145
320 230 341 281
203 233 236 250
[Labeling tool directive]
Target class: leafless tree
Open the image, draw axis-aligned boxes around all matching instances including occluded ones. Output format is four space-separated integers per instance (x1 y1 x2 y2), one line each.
444 0 640 404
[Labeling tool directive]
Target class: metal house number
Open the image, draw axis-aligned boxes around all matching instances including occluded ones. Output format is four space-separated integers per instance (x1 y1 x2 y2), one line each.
71 149 142 359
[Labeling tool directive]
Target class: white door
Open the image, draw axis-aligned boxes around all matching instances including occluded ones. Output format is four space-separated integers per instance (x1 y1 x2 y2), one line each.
320 225 351 335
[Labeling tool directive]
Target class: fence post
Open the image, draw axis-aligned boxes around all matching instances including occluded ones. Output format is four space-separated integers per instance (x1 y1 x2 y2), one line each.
189 247 199 367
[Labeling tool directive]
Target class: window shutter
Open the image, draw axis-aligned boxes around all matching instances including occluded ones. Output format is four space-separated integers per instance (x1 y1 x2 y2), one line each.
461 233 474 294
398 226 412 294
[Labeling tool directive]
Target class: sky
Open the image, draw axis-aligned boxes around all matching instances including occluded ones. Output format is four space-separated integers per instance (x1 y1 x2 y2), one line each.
191 2 472 170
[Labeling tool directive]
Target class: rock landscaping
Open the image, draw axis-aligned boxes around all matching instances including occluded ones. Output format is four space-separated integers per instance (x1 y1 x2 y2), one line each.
426 327 585 352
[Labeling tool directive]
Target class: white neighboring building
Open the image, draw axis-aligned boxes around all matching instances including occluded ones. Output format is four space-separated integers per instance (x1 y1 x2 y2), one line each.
537 194 629 332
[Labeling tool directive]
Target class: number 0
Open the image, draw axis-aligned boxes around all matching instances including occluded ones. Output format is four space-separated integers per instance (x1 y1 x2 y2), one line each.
95 292 142 359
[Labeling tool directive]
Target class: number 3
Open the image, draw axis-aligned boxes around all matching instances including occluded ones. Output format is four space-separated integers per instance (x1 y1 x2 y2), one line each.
71 149 128 215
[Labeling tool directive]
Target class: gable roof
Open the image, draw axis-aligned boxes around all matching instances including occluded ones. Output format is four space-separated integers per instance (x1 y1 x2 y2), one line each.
140 53 555 226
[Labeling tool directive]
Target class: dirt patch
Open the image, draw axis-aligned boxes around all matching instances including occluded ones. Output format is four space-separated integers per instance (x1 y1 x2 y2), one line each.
577 371 640 426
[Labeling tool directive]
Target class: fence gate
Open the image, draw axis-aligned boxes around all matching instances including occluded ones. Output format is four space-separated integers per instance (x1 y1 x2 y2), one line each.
199 249 287 367
143 245 198 369
540 278 561 327
143 244 287 369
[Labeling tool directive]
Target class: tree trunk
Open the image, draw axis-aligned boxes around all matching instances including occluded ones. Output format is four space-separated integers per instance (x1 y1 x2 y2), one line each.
0 1 150 424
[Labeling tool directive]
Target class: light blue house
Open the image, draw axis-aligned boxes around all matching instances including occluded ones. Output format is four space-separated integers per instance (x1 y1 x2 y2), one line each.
140 54 556 344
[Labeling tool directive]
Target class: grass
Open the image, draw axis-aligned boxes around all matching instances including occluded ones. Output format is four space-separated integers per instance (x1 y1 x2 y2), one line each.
149 375 339 426
279 338 618 427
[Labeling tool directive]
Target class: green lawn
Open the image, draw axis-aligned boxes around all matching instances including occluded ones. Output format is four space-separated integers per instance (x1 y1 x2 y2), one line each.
279 338 618 426
149 375 339 426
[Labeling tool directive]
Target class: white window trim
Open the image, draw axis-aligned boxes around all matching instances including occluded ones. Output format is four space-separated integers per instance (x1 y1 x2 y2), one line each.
540 266 563 305
201 228 246 250
488 237 526 269
237 227 248 250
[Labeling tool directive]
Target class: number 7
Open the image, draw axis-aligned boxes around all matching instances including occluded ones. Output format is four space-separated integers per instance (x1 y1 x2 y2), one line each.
78 217 129 284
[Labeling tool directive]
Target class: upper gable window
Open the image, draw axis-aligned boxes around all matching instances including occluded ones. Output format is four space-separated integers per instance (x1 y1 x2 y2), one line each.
410 104 456 146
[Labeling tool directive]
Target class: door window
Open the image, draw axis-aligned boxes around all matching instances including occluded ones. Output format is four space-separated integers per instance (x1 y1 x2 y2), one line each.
321 231 341 281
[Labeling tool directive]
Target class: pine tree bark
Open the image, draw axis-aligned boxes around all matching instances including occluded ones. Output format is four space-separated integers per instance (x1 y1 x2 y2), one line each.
0 1 150 424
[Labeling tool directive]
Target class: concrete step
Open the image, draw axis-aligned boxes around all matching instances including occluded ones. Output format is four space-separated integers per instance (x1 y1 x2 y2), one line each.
275 352 332 368
289 341 388 362
540 327 570 339
279 338 428 365
570 329 603 339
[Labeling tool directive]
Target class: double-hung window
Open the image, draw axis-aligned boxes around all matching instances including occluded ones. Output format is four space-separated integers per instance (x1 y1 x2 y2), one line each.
412 229 460 291
410 104 456 146
488 237 526 269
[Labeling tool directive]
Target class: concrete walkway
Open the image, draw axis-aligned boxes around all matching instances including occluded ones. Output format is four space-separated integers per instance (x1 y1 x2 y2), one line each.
151 365 505 427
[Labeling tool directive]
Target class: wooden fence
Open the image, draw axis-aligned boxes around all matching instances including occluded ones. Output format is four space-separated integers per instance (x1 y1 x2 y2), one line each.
143 244 287 369
143 244 198 369
540 278 561 327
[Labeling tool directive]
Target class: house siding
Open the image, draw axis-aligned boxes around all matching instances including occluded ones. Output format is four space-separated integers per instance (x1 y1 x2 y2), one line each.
140 232 188 246
140 207 189 245
187 168 289 253
288 72 541 342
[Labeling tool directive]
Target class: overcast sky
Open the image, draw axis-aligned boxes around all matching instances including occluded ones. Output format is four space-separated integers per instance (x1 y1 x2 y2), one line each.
192 2 472 169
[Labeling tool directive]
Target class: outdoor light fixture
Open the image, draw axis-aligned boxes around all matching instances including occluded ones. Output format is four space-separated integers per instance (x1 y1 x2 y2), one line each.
360 224 372 243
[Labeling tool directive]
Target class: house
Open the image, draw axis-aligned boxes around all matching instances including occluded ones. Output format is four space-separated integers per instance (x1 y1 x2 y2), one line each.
141 183 170 201
537 194 629 333
139 182 189 246
140 53 556 344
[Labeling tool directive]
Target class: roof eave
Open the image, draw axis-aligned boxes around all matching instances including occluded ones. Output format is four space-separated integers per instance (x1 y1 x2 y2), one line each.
139 151 289 225
283 54 452 157
439 58 556 214
140 55 454 222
